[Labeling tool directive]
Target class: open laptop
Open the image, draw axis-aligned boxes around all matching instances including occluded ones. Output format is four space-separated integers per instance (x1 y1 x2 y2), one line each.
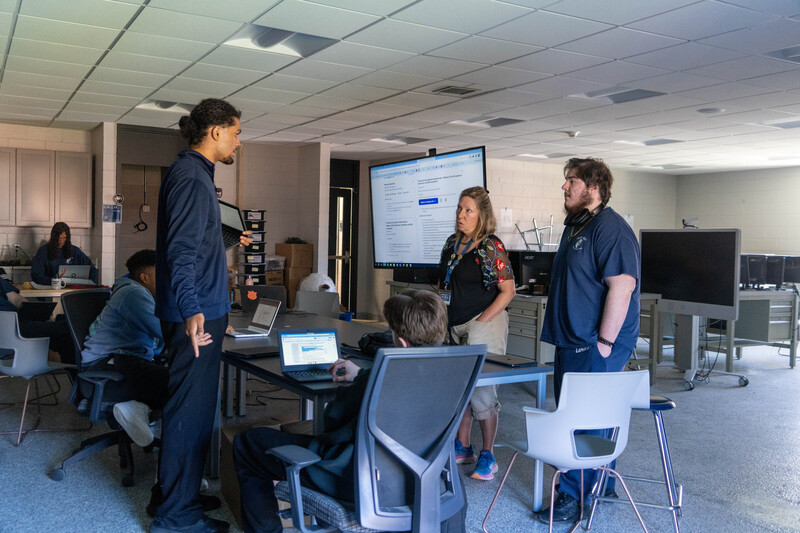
238 284 288 314
226 299 281 338
278 329 341 382
486 354 539 368
220 200 246 250
59 264 95 286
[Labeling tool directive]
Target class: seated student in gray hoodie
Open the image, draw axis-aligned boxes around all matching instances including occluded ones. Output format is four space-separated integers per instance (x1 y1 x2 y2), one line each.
81 249 167 447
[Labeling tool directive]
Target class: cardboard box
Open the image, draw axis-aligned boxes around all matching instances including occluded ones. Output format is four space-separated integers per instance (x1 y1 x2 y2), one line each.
264 270 284 286
285 267 311 308
275 243 313 268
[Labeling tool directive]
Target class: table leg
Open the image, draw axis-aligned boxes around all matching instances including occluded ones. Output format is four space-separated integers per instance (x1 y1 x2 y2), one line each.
236 368 247 417
532 375 546 512
725 318 735 374
222 362 233 418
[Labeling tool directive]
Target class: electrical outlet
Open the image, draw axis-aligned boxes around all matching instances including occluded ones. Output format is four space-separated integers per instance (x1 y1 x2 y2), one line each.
142 205 150 212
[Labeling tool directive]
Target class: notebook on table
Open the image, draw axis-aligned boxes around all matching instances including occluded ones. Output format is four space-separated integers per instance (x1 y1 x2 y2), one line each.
278 329 341 382
225 299 281 338
486 354 539 368
220 200 246 250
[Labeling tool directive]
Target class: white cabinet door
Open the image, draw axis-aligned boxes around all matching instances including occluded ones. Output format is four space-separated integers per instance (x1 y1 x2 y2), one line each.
16 149 55 227
55 151 92 228
0 148 14 226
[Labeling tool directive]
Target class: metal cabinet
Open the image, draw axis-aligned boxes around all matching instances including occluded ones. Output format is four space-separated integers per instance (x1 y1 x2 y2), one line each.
506 295 553 364
0 148 14 226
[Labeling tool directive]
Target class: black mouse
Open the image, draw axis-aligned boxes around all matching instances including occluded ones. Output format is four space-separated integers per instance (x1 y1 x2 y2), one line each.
230 302 242 310
335 367 347 376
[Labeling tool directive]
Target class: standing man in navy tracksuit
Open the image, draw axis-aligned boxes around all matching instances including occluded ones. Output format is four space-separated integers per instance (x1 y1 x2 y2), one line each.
151 98 250 533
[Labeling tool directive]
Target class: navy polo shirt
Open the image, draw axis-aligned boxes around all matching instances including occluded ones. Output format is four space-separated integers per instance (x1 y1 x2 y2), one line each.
541 207 641 351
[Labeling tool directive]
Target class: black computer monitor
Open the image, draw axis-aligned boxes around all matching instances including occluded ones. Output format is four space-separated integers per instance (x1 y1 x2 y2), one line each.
745 255 767 287
507 250 556 295
784 257 800 284
765 256 785 288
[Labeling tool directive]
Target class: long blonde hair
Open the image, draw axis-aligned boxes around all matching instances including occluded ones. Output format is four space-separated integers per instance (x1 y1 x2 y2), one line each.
455 186 496 243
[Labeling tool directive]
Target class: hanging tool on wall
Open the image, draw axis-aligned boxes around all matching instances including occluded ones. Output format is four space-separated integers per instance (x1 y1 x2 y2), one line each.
134 167 149 232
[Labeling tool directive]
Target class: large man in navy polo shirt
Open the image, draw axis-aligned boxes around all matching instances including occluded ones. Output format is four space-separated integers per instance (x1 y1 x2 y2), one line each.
539 157 641 525
151 98 249 533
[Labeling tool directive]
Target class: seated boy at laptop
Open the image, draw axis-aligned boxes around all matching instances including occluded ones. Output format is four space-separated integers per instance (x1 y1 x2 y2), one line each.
0 276 75 364
81 249 168 448
233 289 467 533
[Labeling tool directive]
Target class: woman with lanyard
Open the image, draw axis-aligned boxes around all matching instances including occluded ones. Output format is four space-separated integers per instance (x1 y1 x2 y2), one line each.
437 186 515 480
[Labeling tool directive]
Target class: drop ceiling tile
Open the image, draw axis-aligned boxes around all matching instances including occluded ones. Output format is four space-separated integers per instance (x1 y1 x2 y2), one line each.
99 51 190 76
678 81 775 101
254 74 339 94
278 59 373 82
63 101 130 116
162 77 242 99
387 55 484 79
428 36 542 65
513 76 608 97
743 70 800 91
113 31 215 62
542 0 698 25
8 37 105 65
685 56 795 81
351 101 419 118
120 110 182 128
205 46 298 73
436 99 519 116
1 70 81 91
233 86 309 105
184 63 266 86
80 80 155 98
150 88 218 105
354 70 440 91
59 110 125 123
628 1 775 40
14 15 119 48
392 0 532 34
479 11 611 48
346 19 466 54
717 91 800 110
714 109 797 124
20 0 140 29
254 0 379 39
303 0 417 17
146 0 279 22
0 84 73 100
0 94 66 110
294 94 364 111
71 91 143 107
380 92 458 109
557 27 684 59
0 1 15 12
280 104 333 119
310 42 415 69
225 97 284 114
453 66 551 87
698 18 800 54
716 0 800 16
626 42 745 70
127 7 242 44
563 60 668 85
89 67 172 88
320 83 400 101
510 97 608 120
502 49 610 76
0 105 58 118
5 56 91 79
305 117 363 130
466 89 554 107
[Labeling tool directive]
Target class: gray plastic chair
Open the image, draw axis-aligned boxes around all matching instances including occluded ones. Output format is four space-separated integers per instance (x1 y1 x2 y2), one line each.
293 290 340 318
483 370 651 533
269 344 486 533
0 310 73 445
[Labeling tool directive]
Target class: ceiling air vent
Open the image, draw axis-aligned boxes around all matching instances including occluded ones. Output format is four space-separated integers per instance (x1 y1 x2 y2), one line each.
572 86 665 104
432 85 479 96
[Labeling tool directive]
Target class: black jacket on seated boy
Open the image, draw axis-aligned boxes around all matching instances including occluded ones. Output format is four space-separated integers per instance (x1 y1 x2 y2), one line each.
232 289 467 533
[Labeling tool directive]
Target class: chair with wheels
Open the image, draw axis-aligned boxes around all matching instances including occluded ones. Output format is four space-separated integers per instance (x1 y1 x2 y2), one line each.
50 288 144 487
0 311 74 445
483 370 651 533
293 290 340 318
269 344 486 533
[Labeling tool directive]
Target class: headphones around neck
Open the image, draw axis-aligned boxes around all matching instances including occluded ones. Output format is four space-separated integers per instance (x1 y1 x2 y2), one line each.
564 203 605 227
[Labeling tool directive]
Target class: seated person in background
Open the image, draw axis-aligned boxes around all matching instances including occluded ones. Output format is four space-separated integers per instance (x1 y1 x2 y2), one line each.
233 289 467 533
81 249 167 447
31 221 98 285
0 275 75 364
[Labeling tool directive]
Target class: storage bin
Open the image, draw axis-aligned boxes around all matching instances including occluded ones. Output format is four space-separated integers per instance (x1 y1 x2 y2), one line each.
245 220 265 232
243 209 265 221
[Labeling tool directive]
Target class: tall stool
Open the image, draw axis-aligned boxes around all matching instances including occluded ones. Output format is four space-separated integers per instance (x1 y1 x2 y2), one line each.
588 394 682 533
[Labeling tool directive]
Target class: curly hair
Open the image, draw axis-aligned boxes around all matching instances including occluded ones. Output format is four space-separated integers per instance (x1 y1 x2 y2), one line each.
47 222 72 261
178 98 241 147
125 249 156 280
455 186 496 243
564 157 613 205
383 289 447 346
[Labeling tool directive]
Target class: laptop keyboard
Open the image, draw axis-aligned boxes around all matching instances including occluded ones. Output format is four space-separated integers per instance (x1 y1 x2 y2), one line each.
286 369 331 380
223 230 240 249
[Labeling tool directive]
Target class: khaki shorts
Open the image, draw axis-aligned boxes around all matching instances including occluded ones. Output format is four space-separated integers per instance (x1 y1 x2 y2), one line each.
450 310 508 420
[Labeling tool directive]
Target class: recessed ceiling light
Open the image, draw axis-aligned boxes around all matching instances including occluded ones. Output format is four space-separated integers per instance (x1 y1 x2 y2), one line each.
697 107 725 114
225 24 337 58
518 153 547 158
450 116 525 128
571 86 665 104
136 100 194 114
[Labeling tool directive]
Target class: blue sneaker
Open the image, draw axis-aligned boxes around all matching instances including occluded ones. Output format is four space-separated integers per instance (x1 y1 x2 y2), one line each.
454 439 476 464
471 450 498 480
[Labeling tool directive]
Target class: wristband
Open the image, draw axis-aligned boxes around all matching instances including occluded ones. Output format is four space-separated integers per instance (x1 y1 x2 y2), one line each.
597 336 615 348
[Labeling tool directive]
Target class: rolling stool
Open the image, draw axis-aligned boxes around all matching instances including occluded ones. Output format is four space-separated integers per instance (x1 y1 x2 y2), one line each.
588 394 683 533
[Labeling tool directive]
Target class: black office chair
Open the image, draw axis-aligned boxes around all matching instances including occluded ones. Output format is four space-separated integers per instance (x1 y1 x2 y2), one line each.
270 344 486 533
51 288 144 487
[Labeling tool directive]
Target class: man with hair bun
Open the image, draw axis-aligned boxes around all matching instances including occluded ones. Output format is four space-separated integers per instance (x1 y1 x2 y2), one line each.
151 98 250 533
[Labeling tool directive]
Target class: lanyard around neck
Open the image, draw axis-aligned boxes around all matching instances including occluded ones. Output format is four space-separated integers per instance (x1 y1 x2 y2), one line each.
444 238 473 286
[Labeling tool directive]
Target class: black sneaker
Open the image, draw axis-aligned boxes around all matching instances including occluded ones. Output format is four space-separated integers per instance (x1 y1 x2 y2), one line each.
147 494 222 518
535 492 580 524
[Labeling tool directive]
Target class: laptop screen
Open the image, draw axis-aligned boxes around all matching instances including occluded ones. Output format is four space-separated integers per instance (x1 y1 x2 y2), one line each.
220 200 245 232
279 330 340 371
251 299 280 332
59 265 91 279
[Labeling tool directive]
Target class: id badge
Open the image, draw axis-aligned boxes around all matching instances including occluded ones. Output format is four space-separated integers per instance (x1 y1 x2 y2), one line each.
439 290 451 306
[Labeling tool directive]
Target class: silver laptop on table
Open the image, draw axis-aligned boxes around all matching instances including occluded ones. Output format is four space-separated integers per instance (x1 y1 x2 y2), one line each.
278 329 341 382
226 299 281 338
58 264 95 285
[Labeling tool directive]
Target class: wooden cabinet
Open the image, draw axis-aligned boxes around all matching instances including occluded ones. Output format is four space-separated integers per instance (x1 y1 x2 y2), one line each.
0 148 14 226
13 149 92 228
16 149 55 227
55 152 92 227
